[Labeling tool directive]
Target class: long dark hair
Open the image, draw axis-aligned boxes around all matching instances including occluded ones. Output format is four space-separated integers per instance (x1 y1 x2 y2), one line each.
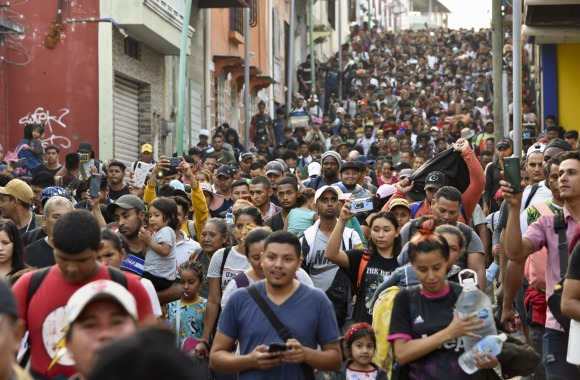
367 211 402 258
0 220 26 276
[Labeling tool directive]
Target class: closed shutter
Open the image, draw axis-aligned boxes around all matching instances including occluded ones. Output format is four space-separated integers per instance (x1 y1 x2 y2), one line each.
113 77 140 169
190 88 202 146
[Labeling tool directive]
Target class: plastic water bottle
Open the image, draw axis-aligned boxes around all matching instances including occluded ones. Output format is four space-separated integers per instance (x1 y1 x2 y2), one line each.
225 210 234 228
455 270 497 350
458 333 507 374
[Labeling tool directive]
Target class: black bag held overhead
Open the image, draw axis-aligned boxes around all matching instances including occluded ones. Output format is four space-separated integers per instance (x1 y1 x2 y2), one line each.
407 147 470 201
546 213 571 332
247 286 315 380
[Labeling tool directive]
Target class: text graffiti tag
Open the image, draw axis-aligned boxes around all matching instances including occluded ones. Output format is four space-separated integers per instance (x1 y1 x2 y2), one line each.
18 107 72 149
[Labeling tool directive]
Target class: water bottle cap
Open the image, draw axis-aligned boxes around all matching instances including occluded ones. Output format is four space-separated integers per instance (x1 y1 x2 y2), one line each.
499 333 507 342
461 278 477 289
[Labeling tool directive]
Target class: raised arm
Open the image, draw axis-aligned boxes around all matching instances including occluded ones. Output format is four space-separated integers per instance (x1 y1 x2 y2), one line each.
325 201 354 270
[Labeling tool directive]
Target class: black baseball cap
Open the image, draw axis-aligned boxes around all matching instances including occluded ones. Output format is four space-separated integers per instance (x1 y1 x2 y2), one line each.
340 161 362 173
216 165 234 178
424 171 447 190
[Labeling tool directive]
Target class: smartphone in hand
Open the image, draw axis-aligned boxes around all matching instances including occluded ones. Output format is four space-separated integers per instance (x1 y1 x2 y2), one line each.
503 157 522 193
89 174 102 198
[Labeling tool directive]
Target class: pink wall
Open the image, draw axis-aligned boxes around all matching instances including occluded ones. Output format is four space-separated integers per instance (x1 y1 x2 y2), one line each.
1 0 100 157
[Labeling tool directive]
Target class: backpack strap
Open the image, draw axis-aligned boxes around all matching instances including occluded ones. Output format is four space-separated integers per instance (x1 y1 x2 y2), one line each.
523 183 540 210
220 247 232 278
107 266 128 289
553 213 568 279
410 201 422 218
246 286 315 380
26 267 51 305
356 250 371 290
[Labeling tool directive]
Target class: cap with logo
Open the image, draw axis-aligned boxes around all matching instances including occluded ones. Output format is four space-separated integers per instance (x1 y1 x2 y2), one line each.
340 161 362 173
239 152 253 162
496 139 511 150
0 179 33 204
216 165 234 178
66 280 137 327
424 171 448 190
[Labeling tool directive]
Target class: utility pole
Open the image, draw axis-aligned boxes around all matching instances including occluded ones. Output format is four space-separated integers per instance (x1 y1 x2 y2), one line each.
492 0 504 145
512 0 522 156
176 0 193 156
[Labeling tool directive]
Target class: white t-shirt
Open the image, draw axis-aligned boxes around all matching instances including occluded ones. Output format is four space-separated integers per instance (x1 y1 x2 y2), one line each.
175 231 201 268
207 246 251 291
141 278 163 317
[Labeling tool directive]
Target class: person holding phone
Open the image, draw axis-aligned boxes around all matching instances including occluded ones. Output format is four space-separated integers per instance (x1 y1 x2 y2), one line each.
210 231 341 379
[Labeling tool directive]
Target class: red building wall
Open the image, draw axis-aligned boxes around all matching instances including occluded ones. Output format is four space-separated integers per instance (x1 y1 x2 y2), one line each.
1 0 100 156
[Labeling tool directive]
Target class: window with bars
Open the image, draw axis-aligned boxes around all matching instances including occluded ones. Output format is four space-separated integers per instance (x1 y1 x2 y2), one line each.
230 8 244 35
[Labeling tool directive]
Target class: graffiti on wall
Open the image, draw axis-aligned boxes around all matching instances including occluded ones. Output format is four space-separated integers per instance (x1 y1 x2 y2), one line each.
18 107 72 149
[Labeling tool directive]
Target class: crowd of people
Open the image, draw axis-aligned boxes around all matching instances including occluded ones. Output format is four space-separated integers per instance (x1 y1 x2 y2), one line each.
2 23 580 380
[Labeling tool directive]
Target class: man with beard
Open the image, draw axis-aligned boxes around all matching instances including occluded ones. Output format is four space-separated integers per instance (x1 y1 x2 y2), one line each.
107 195 148 277
107 161 130 202
338 161 371 199
264 176 299 231
307 151 341 190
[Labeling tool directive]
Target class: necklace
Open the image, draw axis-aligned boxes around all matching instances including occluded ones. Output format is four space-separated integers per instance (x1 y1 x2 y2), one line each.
23 212 33 234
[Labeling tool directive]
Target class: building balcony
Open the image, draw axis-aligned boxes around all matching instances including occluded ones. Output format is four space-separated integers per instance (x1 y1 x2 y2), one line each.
105 0 195 55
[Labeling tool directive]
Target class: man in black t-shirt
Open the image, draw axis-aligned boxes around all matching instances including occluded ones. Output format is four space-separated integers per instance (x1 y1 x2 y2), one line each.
25 197 73 268
107 161 130 202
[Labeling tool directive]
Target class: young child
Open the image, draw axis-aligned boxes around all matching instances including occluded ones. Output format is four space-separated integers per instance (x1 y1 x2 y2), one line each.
166 260 207 354
139 197 178 291
286 188 317 237
330 323 387 380
30 124 45 164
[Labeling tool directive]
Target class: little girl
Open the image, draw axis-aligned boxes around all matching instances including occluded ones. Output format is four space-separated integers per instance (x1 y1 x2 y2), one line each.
330 323 387 380
286 188 317 237
139 197 178 291
166 260 207 354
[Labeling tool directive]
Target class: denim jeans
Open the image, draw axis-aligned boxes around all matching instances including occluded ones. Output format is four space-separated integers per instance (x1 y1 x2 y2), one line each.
542 328 580 380
529 324 546 380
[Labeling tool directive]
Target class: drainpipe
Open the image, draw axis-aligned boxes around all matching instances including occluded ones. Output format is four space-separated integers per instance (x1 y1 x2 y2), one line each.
244 7 250 146
176 0 193 156
268 0 275 121
309 0 315 99
338 0 342 102
512 0 521 156
286 0 295 115
205 9 211 132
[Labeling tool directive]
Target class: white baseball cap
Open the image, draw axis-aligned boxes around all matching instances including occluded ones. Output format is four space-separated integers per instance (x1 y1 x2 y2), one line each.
308 162 321 176
200 129 210 138
66 280 138 326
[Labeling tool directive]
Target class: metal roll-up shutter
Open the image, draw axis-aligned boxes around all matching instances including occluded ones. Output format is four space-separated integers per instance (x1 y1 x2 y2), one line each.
113 77 140 169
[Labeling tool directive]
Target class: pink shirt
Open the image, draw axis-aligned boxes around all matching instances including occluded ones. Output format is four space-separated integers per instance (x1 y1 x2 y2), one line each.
524 207 576 331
